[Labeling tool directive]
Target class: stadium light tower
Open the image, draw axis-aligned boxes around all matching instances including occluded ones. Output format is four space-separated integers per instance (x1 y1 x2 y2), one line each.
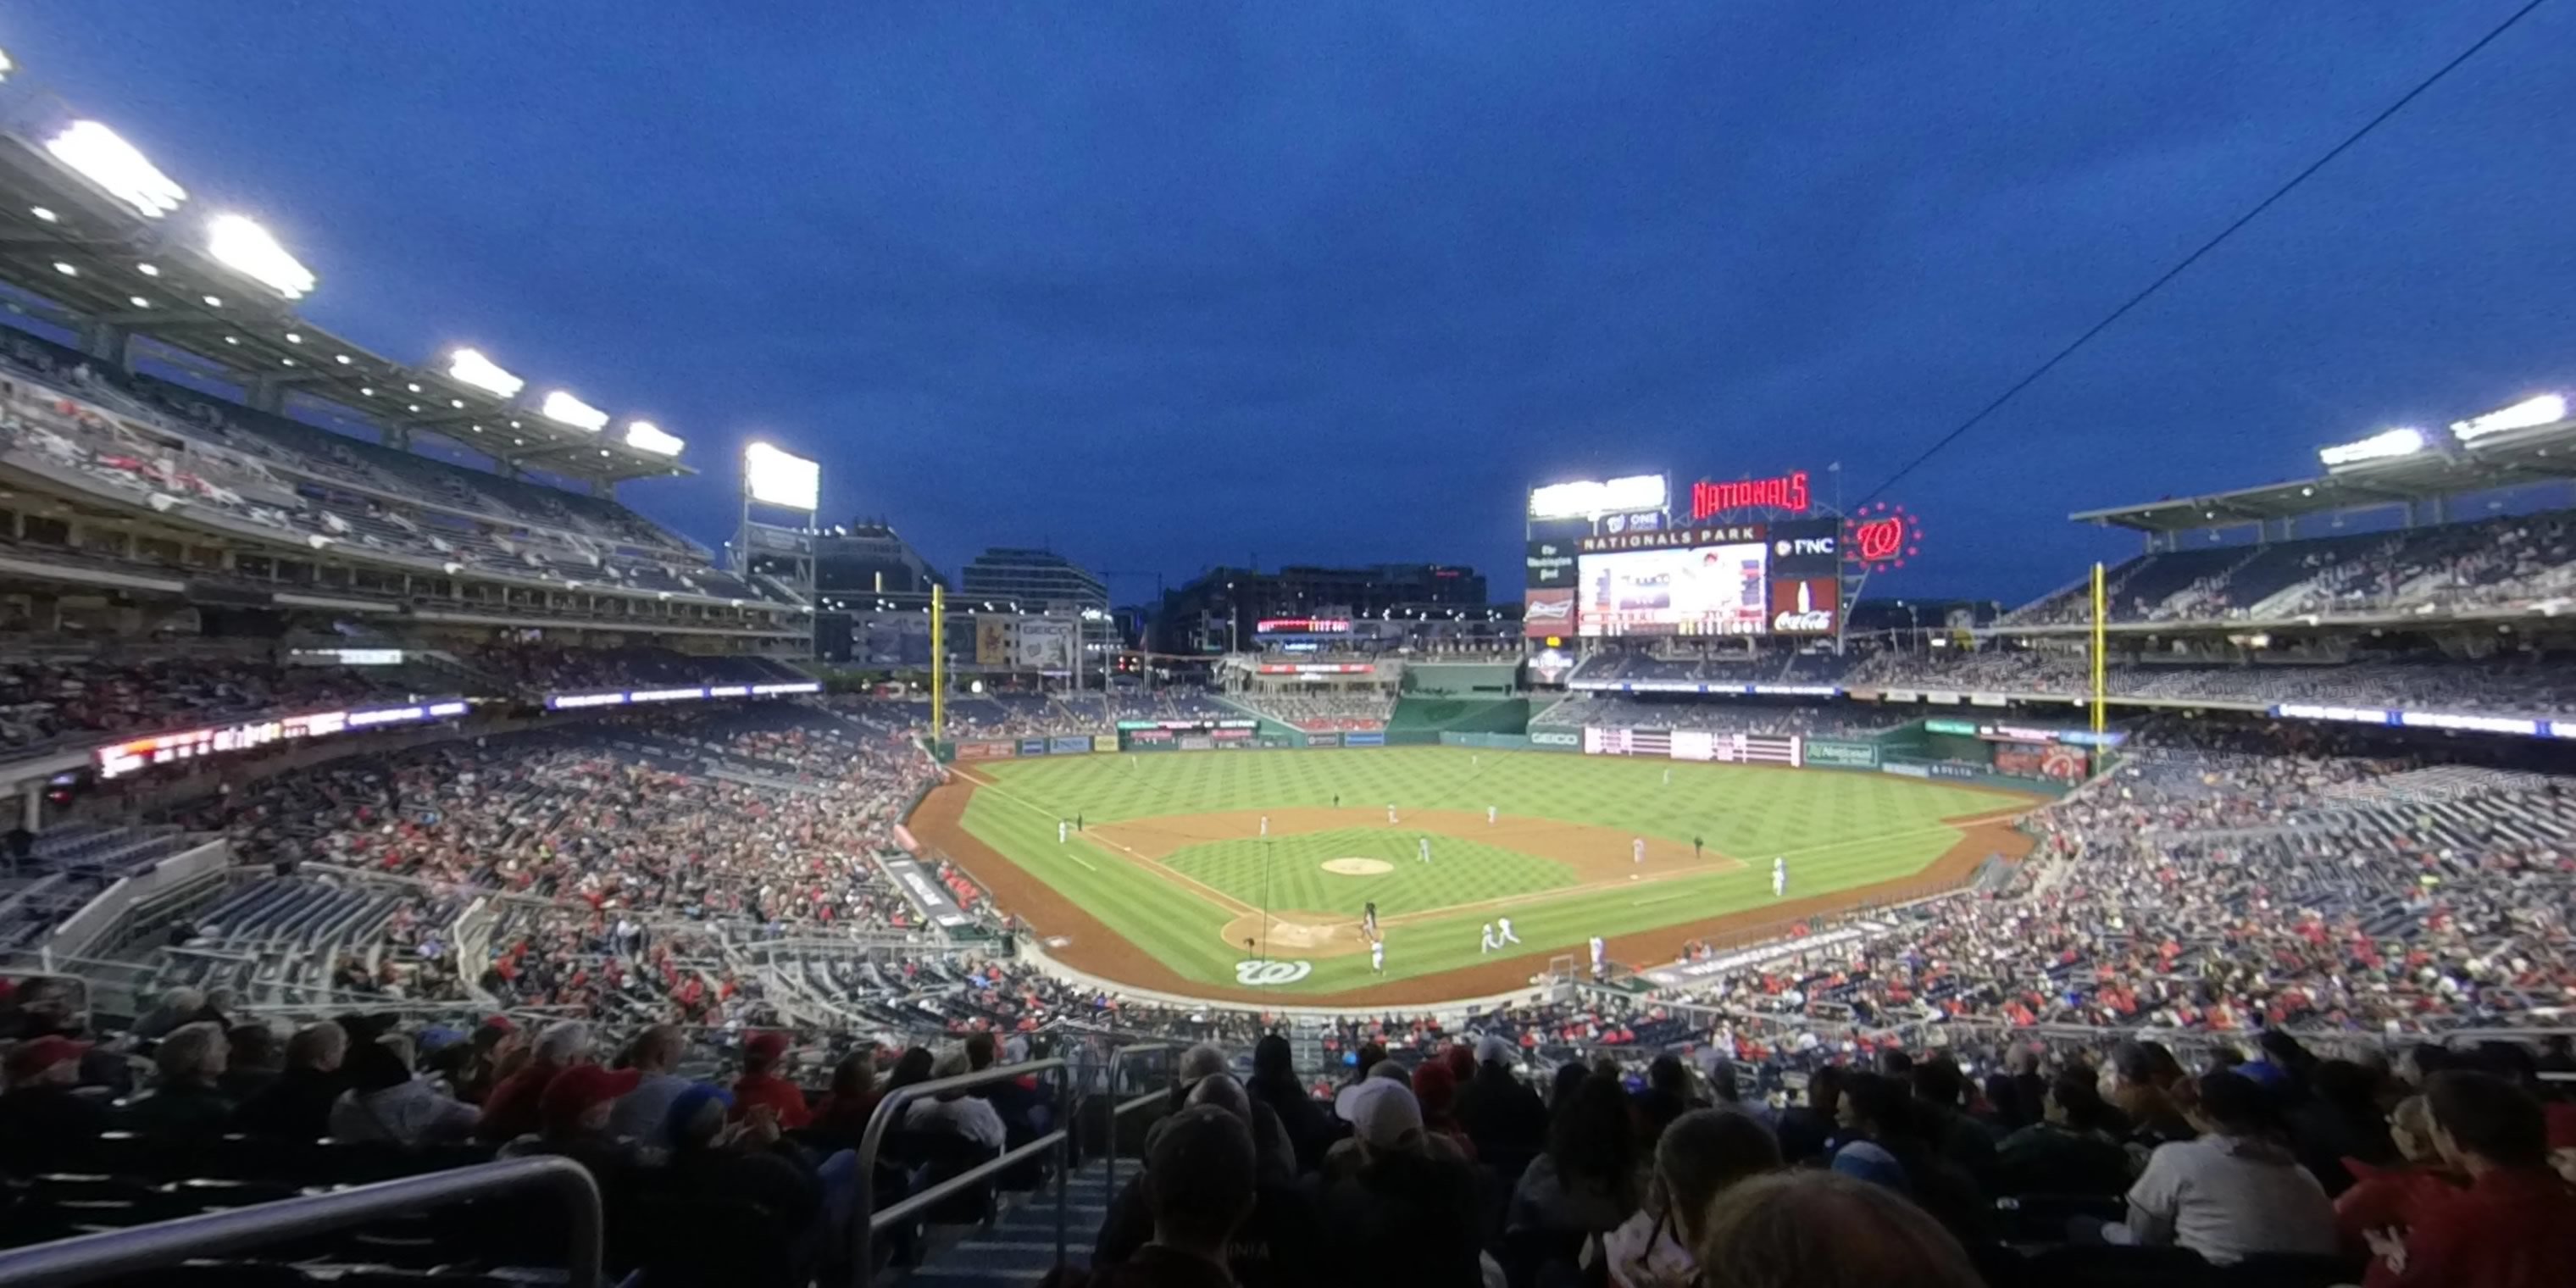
540 390 609 432
740 441 821 662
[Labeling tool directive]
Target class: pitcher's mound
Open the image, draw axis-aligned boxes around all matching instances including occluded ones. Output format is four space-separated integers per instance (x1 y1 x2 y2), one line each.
1321 857 1395 876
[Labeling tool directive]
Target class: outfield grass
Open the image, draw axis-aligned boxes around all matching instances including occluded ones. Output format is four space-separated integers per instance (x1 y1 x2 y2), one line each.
958 747 2023 994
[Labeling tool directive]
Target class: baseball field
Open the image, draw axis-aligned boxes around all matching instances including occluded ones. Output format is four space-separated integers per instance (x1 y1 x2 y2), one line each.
908 747 2038 1005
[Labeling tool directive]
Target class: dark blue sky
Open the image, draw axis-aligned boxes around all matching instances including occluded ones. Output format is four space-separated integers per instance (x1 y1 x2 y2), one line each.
8 3 2571 605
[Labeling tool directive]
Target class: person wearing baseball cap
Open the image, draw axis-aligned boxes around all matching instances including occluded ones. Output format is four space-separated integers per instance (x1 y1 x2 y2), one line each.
498 1063 643 1180
1317 1075 1483 1284
730 1030 810 1129
0 1035 103 1174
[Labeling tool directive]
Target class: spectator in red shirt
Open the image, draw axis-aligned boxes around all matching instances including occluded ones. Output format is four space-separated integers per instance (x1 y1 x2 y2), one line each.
2386 1071 2576 1287
730 1030 811 1129
476 1019 592 1144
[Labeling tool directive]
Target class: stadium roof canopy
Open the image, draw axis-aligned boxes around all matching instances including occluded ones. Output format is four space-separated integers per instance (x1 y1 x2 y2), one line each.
2070 400 2576 535
0 110 691 487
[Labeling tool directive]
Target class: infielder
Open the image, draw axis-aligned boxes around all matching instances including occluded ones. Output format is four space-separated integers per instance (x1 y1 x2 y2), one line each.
1632 837 1646 865
1496 917 1521 946
1370 936 1385 974
1259 814 1269 837
1386 802 1398 825
1417 836 1432 865
1480 923 1499 953
1487 804 1497 825
1773 855 1789 898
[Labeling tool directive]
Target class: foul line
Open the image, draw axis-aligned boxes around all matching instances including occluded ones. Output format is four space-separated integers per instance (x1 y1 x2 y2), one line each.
951 765 1255 915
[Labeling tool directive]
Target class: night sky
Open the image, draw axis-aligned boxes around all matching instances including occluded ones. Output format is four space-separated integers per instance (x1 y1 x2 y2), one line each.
8 3 2570 607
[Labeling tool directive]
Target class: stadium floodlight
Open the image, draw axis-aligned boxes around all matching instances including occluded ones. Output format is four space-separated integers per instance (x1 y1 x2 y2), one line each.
623 419 684 457
445 347 525 399
0 47 14 81
743 442 821 510
540 391 609 432
2449 393 2567 443
2318 427 2426 468
44 121 186 219
205 214 315 299
1528 474 1668 519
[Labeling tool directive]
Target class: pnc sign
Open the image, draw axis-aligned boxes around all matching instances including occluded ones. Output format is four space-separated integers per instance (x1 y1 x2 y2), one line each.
1690 469 1811 519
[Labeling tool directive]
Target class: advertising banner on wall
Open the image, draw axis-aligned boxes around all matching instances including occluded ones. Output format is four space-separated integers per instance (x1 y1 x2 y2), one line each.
1307 732 1344 747
974 619 1008 666
1016 619 1076 672
1524 588 1575 639
1805 739 1879 769
1091 734 1120 752
1345 731 1387 747
1767 577 1840 635
1530 730 1580 747
1050 736 1092 755
1766 518 1842 578
1179 735 1214 751
1018 738 1050 756
1671 730 1802 766
1126 728 1176 749
956 740 1017 761
1526 539 1577 589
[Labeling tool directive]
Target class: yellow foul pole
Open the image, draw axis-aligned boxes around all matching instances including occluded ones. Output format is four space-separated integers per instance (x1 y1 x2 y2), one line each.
2090 561 2107 737
930 583 947 744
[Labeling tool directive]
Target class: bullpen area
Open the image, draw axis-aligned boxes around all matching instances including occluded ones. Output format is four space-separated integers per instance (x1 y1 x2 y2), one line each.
908 747 2037 1005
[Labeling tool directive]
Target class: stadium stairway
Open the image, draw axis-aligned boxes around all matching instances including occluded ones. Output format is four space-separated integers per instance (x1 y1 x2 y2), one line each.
898 1158 1116 1288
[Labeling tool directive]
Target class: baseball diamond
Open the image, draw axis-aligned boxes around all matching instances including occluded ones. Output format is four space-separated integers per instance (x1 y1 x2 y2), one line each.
909 745 2038 1004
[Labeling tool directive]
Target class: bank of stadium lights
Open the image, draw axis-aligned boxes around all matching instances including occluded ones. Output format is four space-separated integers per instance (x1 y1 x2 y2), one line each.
205 214 315 300
0 47 15 81
2450 393 2567 443
1527 474 1668 520
45 121 186 219
623 419 684 457
2318 426 2425 469
28 206 56 223
539 391 609 433
445 348 525 399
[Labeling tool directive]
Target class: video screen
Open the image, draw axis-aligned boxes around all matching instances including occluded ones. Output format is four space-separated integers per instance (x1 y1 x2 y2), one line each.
1577 541 1768 636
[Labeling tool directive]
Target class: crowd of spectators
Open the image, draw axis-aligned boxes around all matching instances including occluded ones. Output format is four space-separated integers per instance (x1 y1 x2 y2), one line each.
1534 694 1901 737
1850 647 2576 717
0 653 452 751
1228 691 1393 731
2006 508 2576 629
0 330 771 607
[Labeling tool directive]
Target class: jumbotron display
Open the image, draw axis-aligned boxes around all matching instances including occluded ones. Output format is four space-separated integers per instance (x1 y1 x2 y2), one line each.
1576 525 1769 637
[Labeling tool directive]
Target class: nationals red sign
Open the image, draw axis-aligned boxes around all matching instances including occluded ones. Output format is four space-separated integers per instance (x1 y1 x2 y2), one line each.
1690 469 1810 519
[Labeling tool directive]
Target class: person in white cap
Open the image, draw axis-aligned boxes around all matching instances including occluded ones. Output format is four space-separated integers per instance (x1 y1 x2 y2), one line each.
1480 923 1498 953
1496 917 1520 946
1317 1075 1482 1276
1371 936 1385 974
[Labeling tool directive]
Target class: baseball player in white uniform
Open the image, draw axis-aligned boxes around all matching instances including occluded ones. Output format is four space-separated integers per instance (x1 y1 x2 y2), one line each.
1480 923 1498 953
1058 819 1069 844
1417 836 1431 865
1773 855 1789 898
1370 937 1385 974
1386 802 1398 825
1487 804 1497 825
1259 815 1269 837
1496 917 1521 946
1632 837 1646 865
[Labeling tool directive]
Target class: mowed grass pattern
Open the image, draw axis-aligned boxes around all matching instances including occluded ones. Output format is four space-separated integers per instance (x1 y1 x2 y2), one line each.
958 747 2024 993
1165 830 1577 918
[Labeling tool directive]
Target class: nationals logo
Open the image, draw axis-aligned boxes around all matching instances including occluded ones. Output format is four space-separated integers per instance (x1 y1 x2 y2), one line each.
1846 502 1921 572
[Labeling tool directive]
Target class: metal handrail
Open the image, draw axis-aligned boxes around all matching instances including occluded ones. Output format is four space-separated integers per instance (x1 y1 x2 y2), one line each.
1097 1041 1178 1204
0 1155 602 1288
849 1057 1070 1285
